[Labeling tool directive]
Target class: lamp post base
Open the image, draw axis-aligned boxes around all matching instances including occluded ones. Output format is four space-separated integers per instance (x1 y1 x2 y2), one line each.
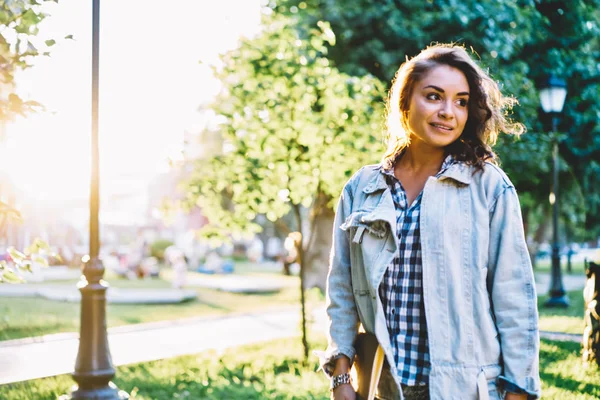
60 382 129 400
544 294 570 308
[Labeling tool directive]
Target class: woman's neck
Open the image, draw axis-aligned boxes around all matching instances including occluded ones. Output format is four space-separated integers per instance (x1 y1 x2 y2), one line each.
398 142 446 175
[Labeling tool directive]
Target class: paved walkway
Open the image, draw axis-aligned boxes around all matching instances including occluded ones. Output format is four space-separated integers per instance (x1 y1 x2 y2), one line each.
0 275 285 304
534 272 587 296
0 284 198 304
186 275 286 293
0 306 320 385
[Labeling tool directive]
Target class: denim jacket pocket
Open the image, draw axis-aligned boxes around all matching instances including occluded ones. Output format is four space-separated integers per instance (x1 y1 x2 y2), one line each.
340 211 389 240
340 212 388 269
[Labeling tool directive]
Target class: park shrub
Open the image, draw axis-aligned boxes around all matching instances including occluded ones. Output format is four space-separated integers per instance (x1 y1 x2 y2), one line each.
149 240 174 262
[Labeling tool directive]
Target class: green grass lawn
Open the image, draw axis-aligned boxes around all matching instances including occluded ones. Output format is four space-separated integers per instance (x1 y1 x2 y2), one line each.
538 290 585 334
0 271 323 342
534 259 587 275
539 340 600 399
0 337 598 400
1 271 587 342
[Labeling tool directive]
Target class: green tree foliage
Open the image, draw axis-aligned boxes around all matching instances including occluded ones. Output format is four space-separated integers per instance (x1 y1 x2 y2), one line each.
150 239 174 262
276 0 600 239
0 238 51 283
0 1 63 281
183 12 385 358
0 0 60 122
185 13 385 241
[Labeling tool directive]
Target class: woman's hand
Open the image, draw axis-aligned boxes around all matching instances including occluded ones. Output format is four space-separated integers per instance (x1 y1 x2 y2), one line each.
331 383 356 400
504 393 527 400
330 356 354 399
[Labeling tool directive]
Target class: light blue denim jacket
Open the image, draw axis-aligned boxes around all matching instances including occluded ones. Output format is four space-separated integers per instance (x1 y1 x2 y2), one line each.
321 161 541 400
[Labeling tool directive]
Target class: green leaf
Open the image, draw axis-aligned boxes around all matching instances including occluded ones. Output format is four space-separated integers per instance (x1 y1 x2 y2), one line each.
0 1 54 121
44 39 56 47
1 269 24 284
32 255 48 267
317 20 336 46
26 238 50 255
7 247 26 263
20 262 32 273
0 11 10 26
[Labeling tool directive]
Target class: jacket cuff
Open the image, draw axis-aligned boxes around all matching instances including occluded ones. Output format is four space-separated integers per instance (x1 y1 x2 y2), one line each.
314 346 355 378
498 375 540 399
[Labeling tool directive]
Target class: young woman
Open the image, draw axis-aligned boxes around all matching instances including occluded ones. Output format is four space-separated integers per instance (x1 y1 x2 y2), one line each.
320 44 541 400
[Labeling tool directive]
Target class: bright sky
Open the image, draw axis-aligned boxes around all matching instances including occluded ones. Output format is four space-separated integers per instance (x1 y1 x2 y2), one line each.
1 0 262 224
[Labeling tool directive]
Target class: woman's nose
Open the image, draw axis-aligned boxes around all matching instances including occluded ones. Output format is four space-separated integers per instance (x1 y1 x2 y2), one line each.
438 102 454 119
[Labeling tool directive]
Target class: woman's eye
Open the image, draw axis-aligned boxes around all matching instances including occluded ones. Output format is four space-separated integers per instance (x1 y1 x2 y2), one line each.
426 93 440 100
457 99 469 107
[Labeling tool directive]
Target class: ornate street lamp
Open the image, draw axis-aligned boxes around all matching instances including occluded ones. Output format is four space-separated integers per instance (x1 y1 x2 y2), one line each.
539 75 569 308
62 1 129 398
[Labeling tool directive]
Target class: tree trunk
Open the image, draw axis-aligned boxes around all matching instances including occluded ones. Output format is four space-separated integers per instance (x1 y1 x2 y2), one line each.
293 205 309 361
523 206 530 244
304 192 335 293
530 206 552 269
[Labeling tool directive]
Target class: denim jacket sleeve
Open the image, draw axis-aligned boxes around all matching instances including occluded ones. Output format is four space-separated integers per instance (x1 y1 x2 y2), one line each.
316 184 360 376
487 185 541 399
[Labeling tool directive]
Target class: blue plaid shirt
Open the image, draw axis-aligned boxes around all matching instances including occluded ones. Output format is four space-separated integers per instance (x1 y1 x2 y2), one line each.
379 154 454 387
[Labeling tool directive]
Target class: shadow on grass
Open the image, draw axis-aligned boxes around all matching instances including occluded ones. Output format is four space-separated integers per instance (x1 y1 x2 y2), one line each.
540 371 599 396
193 297 232 312
0 340 330 400
112 354 327 400
113 364 270 399
0 322 73 342
540 339 600 398
4 338 600 400
121 316 142 324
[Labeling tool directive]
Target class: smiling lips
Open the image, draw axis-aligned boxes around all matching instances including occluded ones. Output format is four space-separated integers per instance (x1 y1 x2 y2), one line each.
430 122 453 131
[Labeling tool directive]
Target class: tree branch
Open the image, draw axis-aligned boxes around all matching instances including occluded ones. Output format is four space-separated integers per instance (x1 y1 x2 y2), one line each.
274 218 291 236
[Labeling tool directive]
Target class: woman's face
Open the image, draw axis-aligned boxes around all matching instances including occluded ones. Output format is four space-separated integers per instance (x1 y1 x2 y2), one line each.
406 64 470 149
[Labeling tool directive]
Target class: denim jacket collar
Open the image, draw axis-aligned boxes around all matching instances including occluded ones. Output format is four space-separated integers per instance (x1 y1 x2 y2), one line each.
438 162 473 185
363 159 472 194
362 166 389 194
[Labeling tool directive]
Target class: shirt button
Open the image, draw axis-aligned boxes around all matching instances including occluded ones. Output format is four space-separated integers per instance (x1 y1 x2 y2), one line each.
391 309 395 315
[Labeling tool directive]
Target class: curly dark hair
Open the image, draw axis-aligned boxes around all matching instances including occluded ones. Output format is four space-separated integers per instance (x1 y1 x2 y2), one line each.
383 43 524 170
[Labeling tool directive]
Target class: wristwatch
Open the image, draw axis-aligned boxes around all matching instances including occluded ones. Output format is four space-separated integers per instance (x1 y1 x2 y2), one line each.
330 373 352 390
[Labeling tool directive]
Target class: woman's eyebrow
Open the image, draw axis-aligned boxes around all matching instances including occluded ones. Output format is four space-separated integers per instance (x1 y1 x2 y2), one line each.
423 84 470 96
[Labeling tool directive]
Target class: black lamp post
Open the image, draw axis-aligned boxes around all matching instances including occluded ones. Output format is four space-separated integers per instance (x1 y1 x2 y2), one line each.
62 1 129 398
539 75 569 308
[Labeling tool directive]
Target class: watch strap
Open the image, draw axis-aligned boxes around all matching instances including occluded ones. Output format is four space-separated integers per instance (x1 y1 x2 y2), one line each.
330 372 352 390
